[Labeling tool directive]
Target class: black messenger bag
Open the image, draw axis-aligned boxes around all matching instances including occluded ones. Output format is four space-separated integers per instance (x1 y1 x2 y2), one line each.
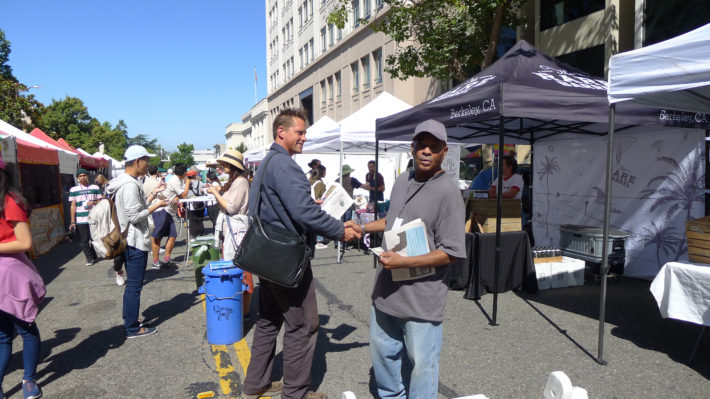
234 153 311 288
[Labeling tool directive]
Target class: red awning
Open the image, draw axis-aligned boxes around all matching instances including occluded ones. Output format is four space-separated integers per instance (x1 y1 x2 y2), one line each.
30 129 103 169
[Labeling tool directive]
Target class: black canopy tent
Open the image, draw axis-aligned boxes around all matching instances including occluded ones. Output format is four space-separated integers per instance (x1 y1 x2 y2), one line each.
374 40 710 364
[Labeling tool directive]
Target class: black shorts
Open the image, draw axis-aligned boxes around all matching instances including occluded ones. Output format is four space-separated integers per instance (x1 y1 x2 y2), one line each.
151 209 177 238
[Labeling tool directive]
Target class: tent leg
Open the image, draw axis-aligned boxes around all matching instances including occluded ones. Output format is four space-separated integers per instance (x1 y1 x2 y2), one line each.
492 115 504 326
597 104 616 366
337 138 344 264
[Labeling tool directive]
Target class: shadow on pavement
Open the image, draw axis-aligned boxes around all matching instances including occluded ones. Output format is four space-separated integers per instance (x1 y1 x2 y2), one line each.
516 277 710 377
312 314 369 392
31 325 125 394
33 240 82 286
141 291 201 328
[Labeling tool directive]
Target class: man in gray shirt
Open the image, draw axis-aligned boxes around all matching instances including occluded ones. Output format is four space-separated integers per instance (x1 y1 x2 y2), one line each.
347 119 466 398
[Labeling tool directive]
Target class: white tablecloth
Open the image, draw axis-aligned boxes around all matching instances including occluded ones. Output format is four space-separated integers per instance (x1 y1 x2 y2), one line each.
650 260 710 326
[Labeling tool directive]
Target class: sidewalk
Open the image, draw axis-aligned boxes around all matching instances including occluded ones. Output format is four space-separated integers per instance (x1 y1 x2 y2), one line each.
2 235 709 398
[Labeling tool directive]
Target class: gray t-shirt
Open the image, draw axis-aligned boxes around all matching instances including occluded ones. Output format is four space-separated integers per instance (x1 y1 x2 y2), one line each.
371 170 467 322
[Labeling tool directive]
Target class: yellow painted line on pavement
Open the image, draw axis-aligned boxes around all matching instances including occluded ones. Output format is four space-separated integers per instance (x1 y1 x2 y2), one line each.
211 344 236 396
233 338 251 374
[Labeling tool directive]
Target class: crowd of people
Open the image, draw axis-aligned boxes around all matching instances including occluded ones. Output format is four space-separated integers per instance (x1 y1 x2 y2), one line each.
1 109 467 399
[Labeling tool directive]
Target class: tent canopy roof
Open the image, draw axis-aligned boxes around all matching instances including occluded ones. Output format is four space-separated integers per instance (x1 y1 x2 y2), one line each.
608 23 710 113
377 40 710 144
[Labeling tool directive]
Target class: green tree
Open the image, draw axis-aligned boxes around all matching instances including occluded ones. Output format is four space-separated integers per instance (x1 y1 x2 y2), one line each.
39 96 92 139
0 29 16 81
0 79 44 130
170 143 195 167
0 29 43 130
235 142 248 154
328 0 524 82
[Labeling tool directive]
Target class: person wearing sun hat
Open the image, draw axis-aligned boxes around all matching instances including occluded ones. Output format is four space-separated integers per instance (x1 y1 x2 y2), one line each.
69 168 103 266
206 148 255 319
185 168 206 237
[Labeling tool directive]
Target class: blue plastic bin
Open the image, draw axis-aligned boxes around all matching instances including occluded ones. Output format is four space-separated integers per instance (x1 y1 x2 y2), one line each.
200 261 245 345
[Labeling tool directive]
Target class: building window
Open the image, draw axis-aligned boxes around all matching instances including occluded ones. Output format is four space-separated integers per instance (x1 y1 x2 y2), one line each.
328 23 334 47
555 45 604 78
373 48 382 84
327 77 334 103
309 0 313 17
299 49 304 69
321 28 327 53
540 0 605 31
290 18 294 40
335 71 342 99
643 0 710 46
291 56 295 76
361 55 370 89
337 27 342 40
364 0 371 18
309 38 314 60
304 44 309 65
321 80 327 104
376 0 383 9
298 6 303 27
351 62 359 93
353 0 360 25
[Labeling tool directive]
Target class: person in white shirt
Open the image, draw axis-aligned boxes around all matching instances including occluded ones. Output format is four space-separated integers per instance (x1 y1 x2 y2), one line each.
150 163 191 268
489 155 524 200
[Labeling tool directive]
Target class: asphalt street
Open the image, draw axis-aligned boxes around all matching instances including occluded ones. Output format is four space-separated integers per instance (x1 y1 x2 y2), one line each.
2 225 710 398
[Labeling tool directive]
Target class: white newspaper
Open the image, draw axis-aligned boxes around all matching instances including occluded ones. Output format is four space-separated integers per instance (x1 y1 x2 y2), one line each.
379 218 434 282
320 182 354 219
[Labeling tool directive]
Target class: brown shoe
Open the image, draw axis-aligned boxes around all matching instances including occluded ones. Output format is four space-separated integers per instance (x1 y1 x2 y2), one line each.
304 391 327 399
241 381 283 398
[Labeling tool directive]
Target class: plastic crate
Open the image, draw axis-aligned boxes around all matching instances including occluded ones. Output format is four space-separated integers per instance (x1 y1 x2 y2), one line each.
559 224 629 264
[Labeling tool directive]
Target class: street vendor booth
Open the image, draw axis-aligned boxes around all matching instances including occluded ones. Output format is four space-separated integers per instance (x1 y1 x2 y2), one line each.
608 22 710 364
0 131 66 257
376 40 710 363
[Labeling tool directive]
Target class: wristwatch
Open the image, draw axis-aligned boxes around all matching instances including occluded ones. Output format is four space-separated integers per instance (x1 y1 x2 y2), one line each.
360 223 366 234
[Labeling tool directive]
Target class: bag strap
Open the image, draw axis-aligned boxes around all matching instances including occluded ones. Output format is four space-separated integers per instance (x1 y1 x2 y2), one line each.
251 151 300 234
107 196 129 238
225 214 240 250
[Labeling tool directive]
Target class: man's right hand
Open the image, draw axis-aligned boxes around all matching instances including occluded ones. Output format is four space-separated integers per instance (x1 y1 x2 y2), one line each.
342 225 361 242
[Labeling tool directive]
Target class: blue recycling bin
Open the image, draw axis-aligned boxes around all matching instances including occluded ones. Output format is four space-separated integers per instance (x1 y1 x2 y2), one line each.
200 261 245 345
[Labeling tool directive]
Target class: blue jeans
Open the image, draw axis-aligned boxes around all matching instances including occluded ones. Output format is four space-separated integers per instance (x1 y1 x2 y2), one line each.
123 246 148 334
0 310 41 385
369 306 442 399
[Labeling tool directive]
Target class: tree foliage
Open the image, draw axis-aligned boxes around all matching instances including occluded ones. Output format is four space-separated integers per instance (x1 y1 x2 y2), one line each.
235 142 248 154
0 79 44 131
328 0 524 82
170 143 195 167
0 29 16 81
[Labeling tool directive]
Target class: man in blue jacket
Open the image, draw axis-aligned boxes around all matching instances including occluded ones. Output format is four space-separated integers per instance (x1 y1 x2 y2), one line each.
242 108 358 399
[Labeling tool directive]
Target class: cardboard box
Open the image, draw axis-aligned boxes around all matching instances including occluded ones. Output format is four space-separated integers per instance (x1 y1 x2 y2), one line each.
563 256 585 286
465 199 521 233
534 262 552 290
686 216 710 264
550 262 570 289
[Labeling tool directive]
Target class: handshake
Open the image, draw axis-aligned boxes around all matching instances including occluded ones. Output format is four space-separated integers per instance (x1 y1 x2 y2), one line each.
341 220 363 242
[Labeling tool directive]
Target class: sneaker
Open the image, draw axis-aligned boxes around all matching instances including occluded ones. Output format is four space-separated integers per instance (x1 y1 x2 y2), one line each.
126 326 157 339
162 256 173 265
22 380 42 399
315 243 328 249
151 260 161 270
115 272 126 286
159 248 166 254
241 381 283 399
85 259 96 266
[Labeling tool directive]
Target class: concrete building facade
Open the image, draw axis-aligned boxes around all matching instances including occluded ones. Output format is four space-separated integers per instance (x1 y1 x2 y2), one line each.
520 0 710 78
265 0 442 129
225 98 270 152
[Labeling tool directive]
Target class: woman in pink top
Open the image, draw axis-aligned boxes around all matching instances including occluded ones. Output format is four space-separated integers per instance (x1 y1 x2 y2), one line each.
0 166 45 399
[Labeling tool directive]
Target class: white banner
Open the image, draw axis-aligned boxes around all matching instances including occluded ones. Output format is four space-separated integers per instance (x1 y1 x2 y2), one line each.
532 127 705 280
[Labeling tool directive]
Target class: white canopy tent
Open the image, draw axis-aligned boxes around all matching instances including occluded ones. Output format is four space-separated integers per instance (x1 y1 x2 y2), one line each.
593 22 710 364
608 23 710 113
302 92 414 153
244 145 269 165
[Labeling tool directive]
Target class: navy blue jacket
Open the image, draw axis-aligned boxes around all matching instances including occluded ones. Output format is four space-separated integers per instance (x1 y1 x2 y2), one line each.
248 143 344 252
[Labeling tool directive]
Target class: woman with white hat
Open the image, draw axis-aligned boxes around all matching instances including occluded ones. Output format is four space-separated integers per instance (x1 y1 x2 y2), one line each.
206 148 254 317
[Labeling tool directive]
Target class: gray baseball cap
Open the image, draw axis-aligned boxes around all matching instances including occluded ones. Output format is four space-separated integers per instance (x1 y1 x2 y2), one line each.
413 119 447 143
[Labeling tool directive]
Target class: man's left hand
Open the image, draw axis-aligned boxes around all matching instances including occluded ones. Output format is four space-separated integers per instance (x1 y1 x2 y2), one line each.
379 252 407 269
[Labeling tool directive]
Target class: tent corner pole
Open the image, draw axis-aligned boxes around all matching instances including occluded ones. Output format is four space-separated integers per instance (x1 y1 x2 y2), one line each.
373 138 380 269
337 138 344 264
597 104 616 366
492 115 504 326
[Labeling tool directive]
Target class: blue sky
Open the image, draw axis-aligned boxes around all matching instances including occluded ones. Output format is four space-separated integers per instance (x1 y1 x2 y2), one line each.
0 0 267 152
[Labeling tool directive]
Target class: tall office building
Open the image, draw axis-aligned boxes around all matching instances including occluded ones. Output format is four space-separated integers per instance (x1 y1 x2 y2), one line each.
521 0 710 78
265 0 440 127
